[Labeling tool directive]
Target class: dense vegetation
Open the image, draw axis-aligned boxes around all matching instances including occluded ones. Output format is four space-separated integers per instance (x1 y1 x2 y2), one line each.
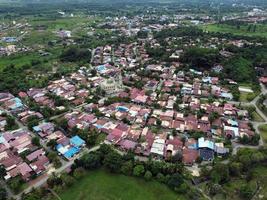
22 144 205 200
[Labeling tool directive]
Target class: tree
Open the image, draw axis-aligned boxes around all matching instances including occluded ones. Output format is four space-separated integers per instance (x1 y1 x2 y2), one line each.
208 183 222 196
167 173 184 190
60 47 91 63
229 162 243 177
156 119 162 127
4 115 17 130
9 177 24 193
47 173 62 188
73 168 86 180
27 116 39 131
98 144 112 159
211 164 230 184
80 152 101 170
239 185 254 199
209 112 219 123
47 139 57 150
156 173 165 183
133 165 145 177
31 137 40 146
171 151 183 163
144 170 153 181
224 56 255 83
103 151 123 173
57 118 68 131
0 166 6 179
47 152 62 168
149 161 164 176
181 47 220 70
0 188 7 200
120 161 133 176
61 173 75 187
122 151 135 162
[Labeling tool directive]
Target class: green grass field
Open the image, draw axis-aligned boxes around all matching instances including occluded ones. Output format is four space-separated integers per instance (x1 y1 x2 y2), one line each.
57 170 185 200
201 24 267 38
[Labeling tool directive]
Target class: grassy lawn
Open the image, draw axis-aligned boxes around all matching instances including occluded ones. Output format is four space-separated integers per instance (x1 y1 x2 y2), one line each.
58 170 185 200
201 24 267 38
259 124 267 144
239 92 250 102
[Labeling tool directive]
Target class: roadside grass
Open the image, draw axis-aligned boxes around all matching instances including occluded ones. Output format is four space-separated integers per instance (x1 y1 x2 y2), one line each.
201 24 267 38
251 111 265 122
57 169 185 200
259 124 267 144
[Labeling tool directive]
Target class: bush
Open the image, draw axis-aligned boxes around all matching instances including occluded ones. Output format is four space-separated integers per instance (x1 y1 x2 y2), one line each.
133 165 145 177
121 161 133 176
144 170 153 181
103 151 123 173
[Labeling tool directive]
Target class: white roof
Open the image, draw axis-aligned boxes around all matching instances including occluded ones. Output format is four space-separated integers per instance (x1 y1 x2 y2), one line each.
150 138 165 156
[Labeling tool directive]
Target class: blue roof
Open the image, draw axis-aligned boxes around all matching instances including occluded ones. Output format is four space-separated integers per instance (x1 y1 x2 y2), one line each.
198 137 214 150
56 144 63 151
221 92 233 100
10 98 23 109
0 136 5 144
116 106 129 112
2 37 17 42
96 65 106 72
95 125 103 129
33 126 41 132
228 119 238 127
70 135 85 147
64 146 80 159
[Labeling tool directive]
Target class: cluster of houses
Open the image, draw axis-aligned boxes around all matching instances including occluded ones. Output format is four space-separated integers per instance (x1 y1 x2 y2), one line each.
32 122 85 160
0 129 50 181
0 91 87 184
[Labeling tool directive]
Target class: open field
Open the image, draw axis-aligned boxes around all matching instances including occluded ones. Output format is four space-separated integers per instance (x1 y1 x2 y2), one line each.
201 24 267 38
0 47 61 70
57 170 185 200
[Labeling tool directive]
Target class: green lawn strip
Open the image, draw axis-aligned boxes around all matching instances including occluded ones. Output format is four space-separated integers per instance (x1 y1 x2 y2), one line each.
259 124 267 144
251 111 264 122
58 170 185 200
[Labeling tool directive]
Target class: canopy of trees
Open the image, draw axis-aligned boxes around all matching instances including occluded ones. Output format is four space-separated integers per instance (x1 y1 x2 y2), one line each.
223 56 256 83
60 47 91 63
181 47 221 69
